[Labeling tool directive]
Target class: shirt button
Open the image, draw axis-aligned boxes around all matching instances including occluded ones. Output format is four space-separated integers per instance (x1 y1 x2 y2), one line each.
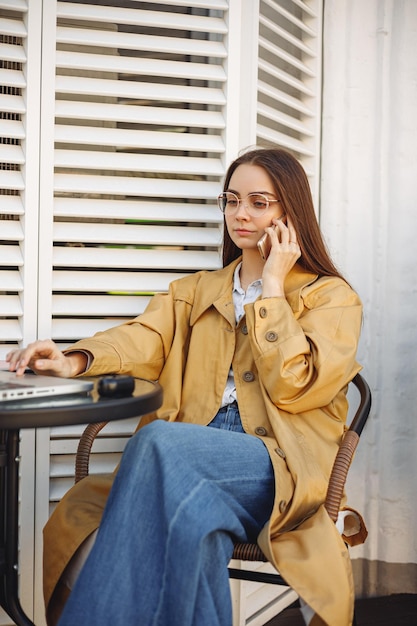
255 426 268 436
275 447 286 459
242 371 255 382
279 500 287 514
266 331 278 342
259 307 268 318
241 324 248 335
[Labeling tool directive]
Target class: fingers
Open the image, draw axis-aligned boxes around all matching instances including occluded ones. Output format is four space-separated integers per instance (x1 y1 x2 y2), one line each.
6 340 62 376
286 216 299 246
271 216 299 248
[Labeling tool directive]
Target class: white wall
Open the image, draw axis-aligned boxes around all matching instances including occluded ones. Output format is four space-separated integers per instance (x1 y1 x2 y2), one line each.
321 0 417 594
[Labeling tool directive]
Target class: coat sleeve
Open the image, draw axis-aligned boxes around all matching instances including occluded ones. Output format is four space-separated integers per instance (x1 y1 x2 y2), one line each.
244 277 362 413
66 286 179 380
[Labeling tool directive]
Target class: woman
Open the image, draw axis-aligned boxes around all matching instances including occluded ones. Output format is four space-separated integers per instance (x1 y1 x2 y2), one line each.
7 148 365 626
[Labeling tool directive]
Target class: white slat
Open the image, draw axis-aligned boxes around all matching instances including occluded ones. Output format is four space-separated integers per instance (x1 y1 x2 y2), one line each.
56 26 227 58
0 42 27 63
54 150 224 177
52 295 149 317
57 3 227 35
258 36 315 78
0 118 25 140
0 319 22 341
0 17 27 38
0 68 26 89
53 198 221 224
51 317 141 341
257 123 315 157
55 75 226 105
52 271 189 293
127 0 228 8
0 196 24 215
259 14 316 55
0 169 24 191
0 244 23 267
55 125 224 152
53 174 220 199
0 93 26 114
0 294 22 316
262 0 316 33
284 0 318 18
258 58 314 97
0 219 23 241
56 51 226 83
257 102 314 137
53 222 222 247
0 144 25 165
0 270 23 291
53 246 221 271
55 101 225 130
0 0 27 10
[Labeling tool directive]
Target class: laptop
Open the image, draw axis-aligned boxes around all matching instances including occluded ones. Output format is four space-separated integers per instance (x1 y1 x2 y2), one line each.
0 370 93 402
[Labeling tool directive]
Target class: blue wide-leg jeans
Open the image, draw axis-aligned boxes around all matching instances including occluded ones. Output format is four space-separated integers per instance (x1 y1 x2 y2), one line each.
58 406 275 626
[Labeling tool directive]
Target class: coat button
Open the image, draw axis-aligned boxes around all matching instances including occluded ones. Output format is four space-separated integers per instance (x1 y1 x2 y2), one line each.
266 331 278 342
275 447 286 459
241 324 248 335
242 371 255 382
279 500 287 514
259 306 268 318
255 426 268 436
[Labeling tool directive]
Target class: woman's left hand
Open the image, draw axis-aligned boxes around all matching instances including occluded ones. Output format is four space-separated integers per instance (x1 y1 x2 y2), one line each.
262 216 301 298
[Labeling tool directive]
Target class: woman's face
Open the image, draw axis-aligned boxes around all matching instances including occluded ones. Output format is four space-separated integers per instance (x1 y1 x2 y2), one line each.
224 163 284 253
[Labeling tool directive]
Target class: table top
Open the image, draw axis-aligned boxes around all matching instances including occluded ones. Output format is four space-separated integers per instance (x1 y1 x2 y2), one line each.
0 378 163 430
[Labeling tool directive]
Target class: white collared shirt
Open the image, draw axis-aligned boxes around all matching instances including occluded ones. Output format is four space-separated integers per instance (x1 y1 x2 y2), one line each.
221 263 262 407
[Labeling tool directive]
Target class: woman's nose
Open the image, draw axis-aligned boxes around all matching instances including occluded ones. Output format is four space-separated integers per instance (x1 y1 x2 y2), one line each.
234 199 250 218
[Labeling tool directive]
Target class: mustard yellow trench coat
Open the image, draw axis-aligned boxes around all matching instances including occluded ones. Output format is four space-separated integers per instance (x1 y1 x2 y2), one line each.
44 259 365 626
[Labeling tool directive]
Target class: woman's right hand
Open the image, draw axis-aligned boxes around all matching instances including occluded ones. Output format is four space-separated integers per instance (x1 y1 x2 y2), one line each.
6 340 87 378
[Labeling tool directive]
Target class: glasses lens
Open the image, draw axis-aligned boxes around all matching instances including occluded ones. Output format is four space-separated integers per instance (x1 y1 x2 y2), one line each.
218 192 238 213
217 192 271 215
247 194 269 213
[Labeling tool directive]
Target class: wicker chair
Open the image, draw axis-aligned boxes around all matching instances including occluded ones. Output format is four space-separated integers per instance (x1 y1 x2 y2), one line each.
74 373 371 607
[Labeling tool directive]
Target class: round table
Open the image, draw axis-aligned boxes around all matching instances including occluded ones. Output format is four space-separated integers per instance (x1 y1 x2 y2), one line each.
0 377 163 626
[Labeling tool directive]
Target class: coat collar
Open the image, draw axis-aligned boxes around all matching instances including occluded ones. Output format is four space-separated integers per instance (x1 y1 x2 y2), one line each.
189 258 318 326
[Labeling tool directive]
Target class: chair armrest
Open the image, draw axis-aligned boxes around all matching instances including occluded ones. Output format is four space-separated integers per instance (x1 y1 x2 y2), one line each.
324 430 359 522
75 421 108 483
324 372 372 521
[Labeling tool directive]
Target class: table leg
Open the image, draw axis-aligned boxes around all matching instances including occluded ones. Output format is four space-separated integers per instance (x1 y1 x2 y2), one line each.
0 430 35 626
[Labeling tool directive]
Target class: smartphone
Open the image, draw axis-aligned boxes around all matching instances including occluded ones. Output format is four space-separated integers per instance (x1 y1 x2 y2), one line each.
257 216 286 260
257 232 271 261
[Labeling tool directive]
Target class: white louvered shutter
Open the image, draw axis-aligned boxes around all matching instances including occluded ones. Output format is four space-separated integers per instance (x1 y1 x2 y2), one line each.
34 2 232 623
0 3 41 624
39 0 232 345
0 0 41 354
257 0 323 204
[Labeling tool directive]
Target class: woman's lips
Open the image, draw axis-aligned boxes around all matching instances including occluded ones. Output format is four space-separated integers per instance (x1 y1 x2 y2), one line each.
235 229 254 236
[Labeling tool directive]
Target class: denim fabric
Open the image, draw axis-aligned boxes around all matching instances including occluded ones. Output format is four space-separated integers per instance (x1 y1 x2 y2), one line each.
58 416 274 626
208 401 245 433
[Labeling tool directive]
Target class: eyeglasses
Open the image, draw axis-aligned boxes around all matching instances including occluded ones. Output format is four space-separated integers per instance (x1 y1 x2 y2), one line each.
217 192 280 217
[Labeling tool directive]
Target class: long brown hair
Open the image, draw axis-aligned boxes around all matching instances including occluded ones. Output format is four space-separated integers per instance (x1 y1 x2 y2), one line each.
221 147 345 281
